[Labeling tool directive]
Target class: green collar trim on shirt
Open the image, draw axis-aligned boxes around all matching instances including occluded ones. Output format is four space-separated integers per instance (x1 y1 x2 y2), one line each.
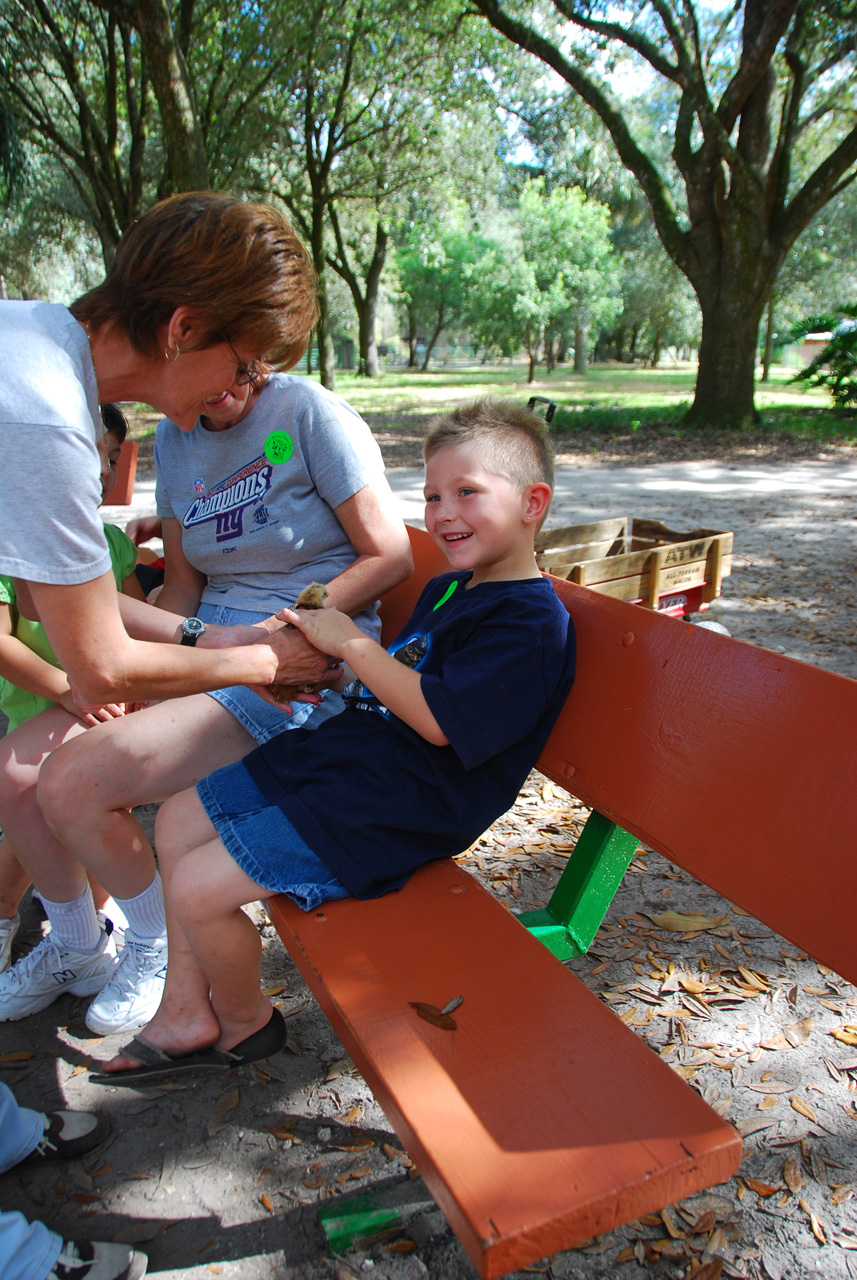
433 579 459 611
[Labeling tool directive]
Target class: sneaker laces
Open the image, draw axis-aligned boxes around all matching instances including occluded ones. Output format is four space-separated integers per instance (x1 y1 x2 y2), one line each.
0 934 64 991
50 1240 95 1279
106 935 167 995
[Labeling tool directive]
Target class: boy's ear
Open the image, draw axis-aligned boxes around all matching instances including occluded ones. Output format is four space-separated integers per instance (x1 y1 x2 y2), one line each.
524 482 552 524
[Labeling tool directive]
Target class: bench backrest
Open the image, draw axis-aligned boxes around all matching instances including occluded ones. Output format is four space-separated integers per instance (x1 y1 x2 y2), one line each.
382 527 857 986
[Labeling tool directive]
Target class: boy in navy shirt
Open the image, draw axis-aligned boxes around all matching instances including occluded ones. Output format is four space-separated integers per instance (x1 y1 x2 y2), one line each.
92 398 576 1083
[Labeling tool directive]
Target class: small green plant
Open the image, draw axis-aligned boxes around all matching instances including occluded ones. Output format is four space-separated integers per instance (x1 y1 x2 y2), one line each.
790 307 857 409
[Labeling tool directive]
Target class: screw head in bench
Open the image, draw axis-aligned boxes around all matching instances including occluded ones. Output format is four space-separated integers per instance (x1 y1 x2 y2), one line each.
449 885 465 894
622 631 635 647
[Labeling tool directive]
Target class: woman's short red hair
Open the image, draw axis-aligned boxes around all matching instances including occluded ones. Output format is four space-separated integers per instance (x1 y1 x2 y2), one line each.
71 192 318 369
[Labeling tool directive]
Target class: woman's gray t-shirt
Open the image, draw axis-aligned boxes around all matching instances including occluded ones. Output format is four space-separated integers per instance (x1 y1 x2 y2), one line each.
154 373 387 630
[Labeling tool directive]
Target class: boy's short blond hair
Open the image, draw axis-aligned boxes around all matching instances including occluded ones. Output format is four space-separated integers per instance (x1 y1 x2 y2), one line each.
423 398 555 494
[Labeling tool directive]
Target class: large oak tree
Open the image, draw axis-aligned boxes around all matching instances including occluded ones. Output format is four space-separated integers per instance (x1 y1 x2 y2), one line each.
466 0 857 426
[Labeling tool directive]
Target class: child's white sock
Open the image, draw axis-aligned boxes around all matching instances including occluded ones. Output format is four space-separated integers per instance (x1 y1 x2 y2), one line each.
40 886 103 952
112 873 166 942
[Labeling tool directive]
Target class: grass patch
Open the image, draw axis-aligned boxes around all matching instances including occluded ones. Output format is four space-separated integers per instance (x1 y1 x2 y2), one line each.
324 361 856 444
126 361 857 451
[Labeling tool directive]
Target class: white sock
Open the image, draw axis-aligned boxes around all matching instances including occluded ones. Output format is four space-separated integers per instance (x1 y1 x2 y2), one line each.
113 873 166 943
40 886 103 953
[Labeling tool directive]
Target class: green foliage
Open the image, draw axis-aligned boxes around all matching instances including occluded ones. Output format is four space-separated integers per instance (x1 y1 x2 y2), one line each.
465 178 621 376
790 307 857 408
0 95 27 207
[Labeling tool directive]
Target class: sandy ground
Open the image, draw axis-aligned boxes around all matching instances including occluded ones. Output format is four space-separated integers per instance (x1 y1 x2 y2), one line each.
1 449 856 1280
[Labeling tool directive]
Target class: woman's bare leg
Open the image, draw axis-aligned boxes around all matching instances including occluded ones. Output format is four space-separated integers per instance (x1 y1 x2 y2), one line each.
38 694 257 898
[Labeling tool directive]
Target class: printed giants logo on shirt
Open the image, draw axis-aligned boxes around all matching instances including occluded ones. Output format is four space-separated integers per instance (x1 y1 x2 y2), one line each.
183 456 274 542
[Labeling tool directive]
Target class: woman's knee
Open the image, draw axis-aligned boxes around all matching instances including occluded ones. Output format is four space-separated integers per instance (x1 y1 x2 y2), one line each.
38 738 109 838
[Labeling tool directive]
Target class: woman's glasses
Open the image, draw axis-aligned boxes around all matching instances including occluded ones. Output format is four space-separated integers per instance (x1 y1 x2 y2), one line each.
222 337 261 389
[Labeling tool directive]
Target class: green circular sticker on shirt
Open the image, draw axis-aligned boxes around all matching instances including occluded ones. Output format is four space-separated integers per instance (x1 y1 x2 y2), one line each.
264 431 293 464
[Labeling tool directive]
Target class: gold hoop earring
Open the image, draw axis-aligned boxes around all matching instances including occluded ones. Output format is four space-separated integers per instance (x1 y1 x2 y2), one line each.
164 343 181 362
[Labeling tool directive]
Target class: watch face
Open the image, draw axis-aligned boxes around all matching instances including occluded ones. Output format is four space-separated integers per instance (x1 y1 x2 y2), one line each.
182 617 206 638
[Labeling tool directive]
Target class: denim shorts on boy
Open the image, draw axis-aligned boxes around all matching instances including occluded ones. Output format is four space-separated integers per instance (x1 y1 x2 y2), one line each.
196 602 345 744
197 760 349 911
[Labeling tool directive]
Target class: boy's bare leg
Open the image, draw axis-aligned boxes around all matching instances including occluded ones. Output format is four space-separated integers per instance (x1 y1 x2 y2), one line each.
38 694 257 899
0 838 31 918
98 785 271 1072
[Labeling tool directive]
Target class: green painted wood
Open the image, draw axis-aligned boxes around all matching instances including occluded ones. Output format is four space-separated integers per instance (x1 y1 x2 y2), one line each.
319 1193 404 1252
517 811 640 956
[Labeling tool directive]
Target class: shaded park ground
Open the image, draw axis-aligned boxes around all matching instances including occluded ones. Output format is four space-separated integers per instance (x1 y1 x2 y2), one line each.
2 362 856 1280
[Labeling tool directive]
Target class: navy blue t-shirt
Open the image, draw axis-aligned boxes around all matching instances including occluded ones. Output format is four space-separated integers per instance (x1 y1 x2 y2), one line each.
244 571 576 898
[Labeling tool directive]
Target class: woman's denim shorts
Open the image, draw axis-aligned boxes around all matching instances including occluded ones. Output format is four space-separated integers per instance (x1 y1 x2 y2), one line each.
198 759 349 911
197 601 344 744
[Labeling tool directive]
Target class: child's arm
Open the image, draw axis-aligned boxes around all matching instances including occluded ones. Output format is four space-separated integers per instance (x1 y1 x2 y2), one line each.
280 605 449 746
120 571 146 601
0 602 119 724
0 601 73 706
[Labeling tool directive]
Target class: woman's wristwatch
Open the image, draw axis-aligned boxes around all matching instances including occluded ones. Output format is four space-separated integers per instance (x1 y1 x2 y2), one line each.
180 617 206 646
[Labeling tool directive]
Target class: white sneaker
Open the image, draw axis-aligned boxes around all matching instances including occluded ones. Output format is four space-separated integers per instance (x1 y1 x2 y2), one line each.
0 929 116 1021
0 914 20 972
85 930 168 1036
48 1239 147 1280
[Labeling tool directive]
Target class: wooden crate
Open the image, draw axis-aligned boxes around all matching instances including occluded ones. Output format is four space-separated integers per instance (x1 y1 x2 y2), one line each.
536 517 733 616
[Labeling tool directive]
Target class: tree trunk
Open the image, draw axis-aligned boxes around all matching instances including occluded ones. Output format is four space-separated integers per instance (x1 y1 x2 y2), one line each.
574 323 588 373
761 296 775 382
307 195 336 390
420 309 446 371
356 300 379 377
134 0 208 190
686 291 765 428
316 302 337 390
328 218 387 378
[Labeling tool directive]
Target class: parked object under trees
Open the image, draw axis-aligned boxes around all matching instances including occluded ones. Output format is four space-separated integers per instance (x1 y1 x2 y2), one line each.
464 0 857 428
790 306 857 408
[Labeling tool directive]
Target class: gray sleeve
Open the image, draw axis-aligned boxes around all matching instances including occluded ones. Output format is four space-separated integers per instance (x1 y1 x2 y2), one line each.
0 420 110 585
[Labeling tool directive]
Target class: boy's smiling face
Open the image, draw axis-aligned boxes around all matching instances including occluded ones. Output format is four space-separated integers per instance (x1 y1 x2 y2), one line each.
423 443 547 586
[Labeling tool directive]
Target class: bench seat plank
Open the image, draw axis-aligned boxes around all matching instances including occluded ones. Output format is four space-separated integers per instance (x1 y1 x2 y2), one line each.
267 860 741 1278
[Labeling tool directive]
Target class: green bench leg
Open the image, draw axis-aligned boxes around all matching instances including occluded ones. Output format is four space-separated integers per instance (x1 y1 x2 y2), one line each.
516 810 640 959
319 1181 436 1254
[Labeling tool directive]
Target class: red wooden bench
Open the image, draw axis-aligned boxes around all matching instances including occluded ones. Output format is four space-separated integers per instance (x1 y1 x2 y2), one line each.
267 525 857 1277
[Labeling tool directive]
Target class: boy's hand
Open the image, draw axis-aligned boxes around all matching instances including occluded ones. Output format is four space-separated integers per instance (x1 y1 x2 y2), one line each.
277 605 363 660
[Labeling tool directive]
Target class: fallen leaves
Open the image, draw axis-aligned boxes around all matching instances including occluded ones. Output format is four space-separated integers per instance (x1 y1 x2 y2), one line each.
790 1096 818 1124
798 1198 827 1244
409 995 463 1031
782 1154 802 1194
743 1177 779 1197
207 1087 239 1138
761 1016 814 1050
645 910 732 933
829 1023 857 1046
